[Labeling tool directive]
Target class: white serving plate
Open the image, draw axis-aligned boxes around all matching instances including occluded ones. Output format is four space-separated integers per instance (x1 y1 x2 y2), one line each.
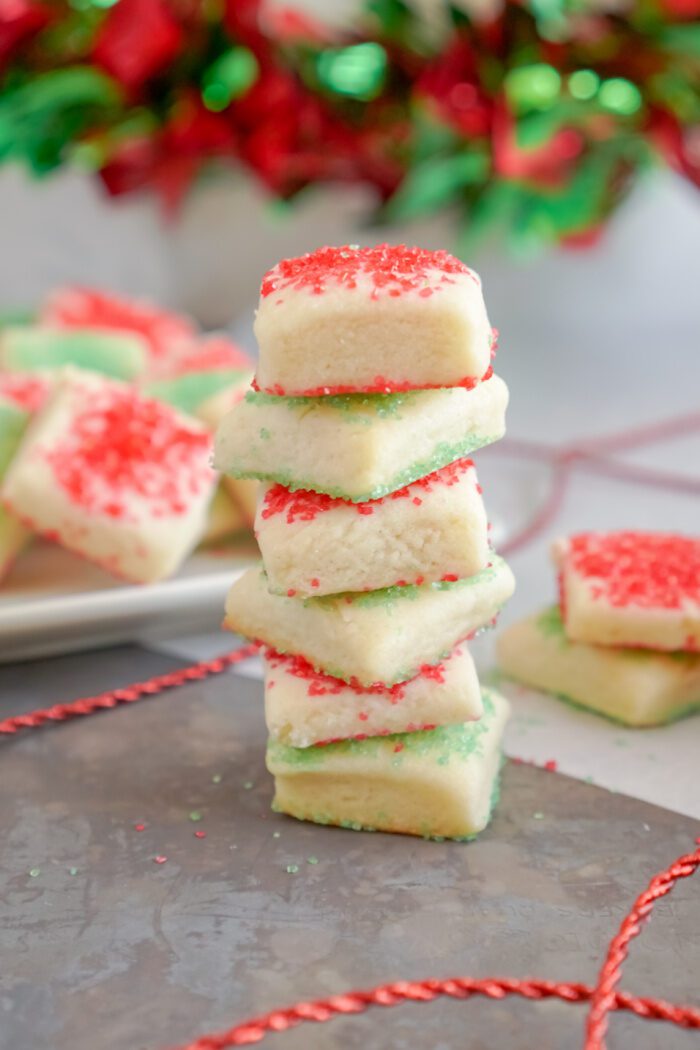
0 538 257 663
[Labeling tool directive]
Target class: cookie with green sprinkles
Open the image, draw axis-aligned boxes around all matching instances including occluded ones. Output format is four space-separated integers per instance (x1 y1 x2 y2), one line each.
497 608 700 727
267 689 510 840
225 556 515 687
0 326 147 381
214 375 508 502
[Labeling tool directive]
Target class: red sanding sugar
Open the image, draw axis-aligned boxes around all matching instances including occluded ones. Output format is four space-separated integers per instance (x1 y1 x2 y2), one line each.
43 384 212 521
261 244 478 299
567 532 700 611
261 458 476 524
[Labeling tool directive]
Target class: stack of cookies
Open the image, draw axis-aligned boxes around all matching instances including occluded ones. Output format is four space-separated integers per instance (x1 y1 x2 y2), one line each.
499 531 700 727
217 245 516 839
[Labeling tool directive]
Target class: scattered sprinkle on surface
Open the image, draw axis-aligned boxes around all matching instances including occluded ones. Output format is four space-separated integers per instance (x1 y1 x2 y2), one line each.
134 823 146 831
212 774 222 784
243 781 254 790
68 867 79 876
533 812 544 821
29 868 41 878
286 864 299 874
194 831 207 839
153 856 168 865
307 856 319 865
189 811 203 822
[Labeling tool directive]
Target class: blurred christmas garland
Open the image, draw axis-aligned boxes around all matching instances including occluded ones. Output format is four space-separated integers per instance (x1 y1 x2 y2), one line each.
0 0 699 249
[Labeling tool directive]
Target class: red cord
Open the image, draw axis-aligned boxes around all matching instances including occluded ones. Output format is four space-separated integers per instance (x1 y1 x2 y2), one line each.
0 643 258 736
584 843 700 1050
174 844 700 1049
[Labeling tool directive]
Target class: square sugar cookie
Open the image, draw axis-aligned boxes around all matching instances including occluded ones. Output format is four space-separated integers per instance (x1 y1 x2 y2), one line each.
263 643 482 747
254 244 494 396
225 556 515 686
267 689 510 839
214 376 508 503
1 368 216 583
497 607 700 727
554 531 700 652
256 457 489 597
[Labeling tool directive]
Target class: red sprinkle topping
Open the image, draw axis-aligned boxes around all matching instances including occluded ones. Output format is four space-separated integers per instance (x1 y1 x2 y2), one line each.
159 335 252 377
260 244 477 299
264 646 453 700
42 286 195 361
252 367 491 397
565 531 700 611
0 373 50 414
43 381 213 520
261 458 475 524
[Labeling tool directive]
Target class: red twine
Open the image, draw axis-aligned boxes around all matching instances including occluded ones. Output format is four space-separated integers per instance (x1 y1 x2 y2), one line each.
0 643 258 736
498 410 700 556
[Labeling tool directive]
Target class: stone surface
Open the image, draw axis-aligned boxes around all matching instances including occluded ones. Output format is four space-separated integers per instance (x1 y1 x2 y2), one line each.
1 645 698 1050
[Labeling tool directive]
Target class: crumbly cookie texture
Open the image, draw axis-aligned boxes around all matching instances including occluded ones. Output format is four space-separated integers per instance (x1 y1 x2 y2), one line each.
214 376 508 503
267 688 510 839
554 531 700 652
0 325 147 381
1 368 216 583
225 555 515 686
256 457 489 598
263 643 482 748
497 607 700 727
254 245 493 396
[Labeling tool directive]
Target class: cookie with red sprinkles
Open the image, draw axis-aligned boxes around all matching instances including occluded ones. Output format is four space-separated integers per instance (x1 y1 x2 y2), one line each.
254 244 494 396
554 531 700 652
263 643 482 748
256 457 490 598
1 368 216 583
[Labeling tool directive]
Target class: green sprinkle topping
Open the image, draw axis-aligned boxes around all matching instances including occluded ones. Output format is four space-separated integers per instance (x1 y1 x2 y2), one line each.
226 431 503 503
313 558 503 612
286 864 299 874
269 692 496 769
259 427 271 440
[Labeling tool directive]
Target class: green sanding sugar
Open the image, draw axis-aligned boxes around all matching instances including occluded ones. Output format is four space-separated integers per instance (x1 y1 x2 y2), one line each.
1 327 146 380
144 369 248 416
0 402 29 475
224 431 503 503
245 388 420 418
536 606 567 641
268 692 496 770
311 558 502 612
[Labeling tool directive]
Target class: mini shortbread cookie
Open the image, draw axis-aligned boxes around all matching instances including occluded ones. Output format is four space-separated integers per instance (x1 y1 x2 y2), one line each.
0 326 147 380
254 244 494 395
225 555 514 686
554 531 700 652
267 689 509 839
256 457 489 597
497 607 700 726
264 643 482 747
41 286 195 369
215 376 508 503
1 368 216 582
143 336 253 416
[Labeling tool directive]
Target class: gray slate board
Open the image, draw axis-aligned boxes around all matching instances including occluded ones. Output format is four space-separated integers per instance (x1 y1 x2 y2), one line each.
1 646 698 1050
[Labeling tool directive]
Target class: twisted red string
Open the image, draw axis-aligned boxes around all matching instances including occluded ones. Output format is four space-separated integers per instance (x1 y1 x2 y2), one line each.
0 643 258 736
584 843 700 1050
174 843 700 1049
